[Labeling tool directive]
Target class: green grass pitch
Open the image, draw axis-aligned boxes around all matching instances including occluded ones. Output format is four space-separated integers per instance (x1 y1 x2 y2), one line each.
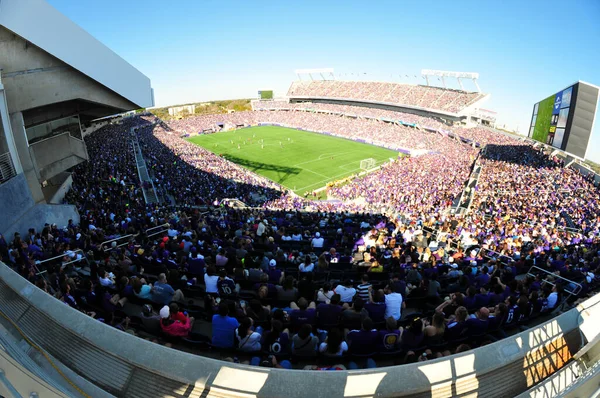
186 126 398 195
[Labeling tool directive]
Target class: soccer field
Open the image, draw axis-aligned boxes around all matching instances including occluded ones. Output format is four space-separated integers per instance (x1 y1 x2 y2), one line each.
187 126 398 195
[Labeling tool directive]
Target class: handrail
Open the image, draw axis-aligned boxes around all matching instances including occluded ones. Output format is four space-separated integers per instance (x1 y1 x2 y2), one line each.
479 247 513 264
146 223 170 239
34 249 89 278
145 223 170 234
36 249 86 267
527 265 583 296
100 234 135 252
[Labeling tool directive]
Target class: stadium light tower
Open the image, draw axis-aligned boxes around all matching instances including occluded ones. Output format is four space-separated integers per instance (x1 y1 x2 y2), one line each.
295 68 335 81
421 69 481 92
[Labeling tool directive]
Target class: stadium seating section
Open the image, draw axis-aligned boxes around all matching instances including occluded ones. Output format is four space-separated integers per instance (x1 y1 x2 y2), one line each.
2 103 600 371
287 81 487 113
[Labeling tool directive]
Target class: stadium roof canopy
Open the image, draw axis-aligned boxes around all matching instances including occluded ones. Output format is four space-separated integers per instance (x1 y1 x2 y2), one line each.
0 0 154 124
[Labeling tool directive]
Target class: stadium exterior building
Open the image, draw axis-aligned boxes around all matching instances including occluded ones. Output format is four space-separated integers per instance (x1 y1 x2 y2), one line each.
0 0 153 239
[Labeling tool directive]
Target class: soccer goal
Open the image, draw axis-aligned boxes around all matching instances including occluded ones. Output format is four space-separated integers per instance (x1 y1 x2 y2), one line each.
360 158 376 170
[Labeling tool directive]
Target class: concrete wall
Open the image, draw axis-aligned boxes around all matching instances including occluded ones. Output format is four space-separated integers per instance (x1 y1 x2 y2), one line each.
0 173 35 235
0 27 137 117
9 112 44 203
46 172 73 204
0 0 153 109
0 260 597 398
1 203 79 240
0 172 79 237
82 120 111 138
29 133 87 181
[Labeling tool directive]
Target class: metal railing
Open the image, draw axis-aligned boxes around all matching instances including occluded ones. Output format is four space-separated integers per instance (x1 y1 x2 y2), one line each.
146 223 170 239
478 247 513 264
35 249 89 278
0 152 16 184
526 265 583 314
100 235 136 252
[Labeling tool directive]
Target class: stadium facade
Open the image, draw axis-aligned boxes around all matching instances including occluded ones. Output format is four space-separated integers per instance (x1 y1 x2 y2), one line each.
0 0 153 239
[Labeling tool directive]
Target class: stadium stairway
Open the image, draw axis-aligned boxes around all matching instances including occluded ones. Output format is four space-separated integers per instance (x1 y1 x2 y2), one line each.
131 128 161 204
453 148 484 213
560 211 579 231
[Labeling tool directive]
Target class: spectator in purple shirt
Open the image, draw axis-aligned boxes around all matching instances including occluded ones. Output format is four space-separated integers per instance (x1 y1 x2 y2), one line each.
316 294 343 329
465 307 490 337
290 297 317 331
378 317 401 352
347 317 378 355
474 266 490 288
463 287 478 310
365 289 387 323
267 259 284 284
474 286 491 308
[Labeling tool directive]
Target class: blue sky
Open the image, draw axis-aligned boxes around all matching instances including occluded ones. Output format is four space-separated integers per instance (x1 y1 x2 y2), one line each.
49 0 600 161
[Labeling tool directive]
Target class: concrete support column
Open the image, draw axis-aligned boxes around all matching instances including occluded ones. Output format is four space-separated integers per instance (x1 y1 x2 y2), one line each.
9 111 45 204
0 82 23 174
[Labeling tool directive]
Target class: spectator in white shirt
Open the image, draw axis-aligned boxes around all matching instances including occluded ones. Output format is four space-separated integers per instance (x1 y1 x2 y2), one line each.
319 328 348 356
317 283 334 303
543 285 562 311
383 283 404 321
204 266 219 294
311 232 324 248
402 228 414 244
236 317 262 352
256 220 267 237
299 255 315 273
98 268 115 288
334 280 357 303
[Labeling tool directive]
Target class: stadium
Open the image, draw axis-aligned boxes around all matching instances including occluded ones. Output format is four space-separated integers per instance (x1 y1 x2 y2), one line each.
0 1 600 397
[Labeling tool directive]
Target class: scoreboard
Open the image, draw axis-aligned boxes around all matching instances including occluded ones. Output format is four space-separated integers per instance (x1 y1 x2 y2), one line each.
258 90 273 100
529 82 599 159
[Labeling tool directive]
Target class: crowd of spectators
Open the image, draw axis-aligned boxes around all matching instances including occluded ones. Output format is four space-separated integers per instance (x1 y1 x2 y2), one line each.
1 104 600 371
286 80 486 113
3 193 599 370
138 122 283 206
328 142 478 217
464 144 600 252
251 101 517 147
163 109 445 153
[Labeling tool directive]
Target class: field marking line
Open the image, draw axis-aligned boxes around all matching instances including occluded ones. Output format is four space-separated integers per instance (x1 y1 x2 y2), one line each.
294 166 364 192
292 151 354 167
293 157 393 192
300 168 332 179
